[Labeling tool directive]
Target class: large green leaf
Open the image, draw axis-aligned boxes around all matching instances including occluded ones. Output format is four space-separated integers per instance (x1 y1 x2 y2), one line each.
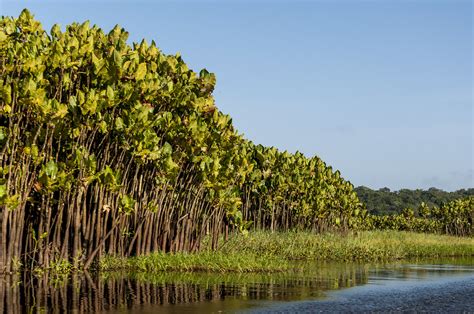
135 62 147 80
44 160 58 179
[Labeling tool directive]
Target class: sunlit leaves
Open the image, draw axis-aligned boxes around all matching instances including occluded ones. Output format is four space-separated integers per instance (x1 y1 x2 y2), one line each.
0 181 7 204
119 194 136 214
0 179 19 210
0 9 366 251
135 62 147 80
0 83 12 105
98 166 121 191
368 197 473 236
0 29 8 43
37 161 72 192
106 85 114 101
44 160 58 179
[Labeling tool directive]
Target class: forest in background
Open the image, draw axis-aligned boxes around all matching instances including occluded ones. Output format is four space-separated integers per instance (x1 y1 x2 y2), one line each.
355 186 474 215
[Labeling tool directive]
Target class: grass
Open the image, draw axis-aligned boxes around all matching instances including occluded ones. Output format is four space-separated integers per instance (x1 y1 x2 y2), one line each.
216 230 474 261
99 230 474 273
100 251 291 273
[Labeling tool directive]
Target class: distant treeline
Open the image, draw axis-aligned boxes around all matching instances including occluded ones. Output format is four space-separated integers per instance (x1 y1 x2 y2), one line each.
355 186 474 215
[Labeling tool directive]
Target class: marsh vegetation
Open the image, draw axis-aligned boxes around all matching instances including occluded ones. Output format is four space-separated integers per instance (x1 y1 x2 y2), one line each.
0 9 472 294
0 9 473 314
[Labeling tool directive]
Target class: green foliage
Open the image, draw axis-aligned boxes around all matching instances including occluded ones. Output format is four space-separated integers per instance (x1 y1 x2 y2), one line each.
100 251 289 273
217 230 474 261
368 197 474 237
100 230 474 273
0 10 363 272
119 194 136 214
0 181 7 204
355 186 474 215
1 11 471 276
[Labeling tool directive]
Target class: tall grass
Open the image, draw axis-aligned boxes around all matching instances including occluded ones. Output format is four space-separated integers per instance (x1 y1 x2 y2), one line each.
99 230 474 273
217 230 474 261
100 251 290 273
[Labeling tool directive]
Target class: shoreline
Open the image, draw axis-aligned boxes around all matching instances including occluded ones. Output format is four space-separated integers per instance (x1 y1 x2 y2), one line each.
98 230 474 274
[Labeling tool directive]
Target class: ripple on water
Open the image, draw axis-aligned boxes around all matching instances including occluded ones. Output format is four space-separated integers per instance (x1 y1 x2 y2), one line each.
0 258 473 313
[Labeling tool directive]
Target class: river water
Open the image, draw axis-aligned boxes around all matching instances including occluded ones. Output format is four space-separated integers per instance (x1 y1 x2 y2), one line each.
1 258 473 313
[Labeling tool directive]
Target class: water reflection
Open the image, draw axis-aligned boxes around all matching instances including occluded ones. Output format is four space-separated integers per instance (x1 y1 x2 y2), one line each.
368 257 474 283
0 258 472 313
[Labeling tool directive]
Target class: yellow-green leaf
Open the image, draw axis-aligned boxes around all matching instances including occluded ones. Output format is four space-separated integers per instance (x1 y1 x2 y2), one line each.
136 62 147 80
53 103 68 119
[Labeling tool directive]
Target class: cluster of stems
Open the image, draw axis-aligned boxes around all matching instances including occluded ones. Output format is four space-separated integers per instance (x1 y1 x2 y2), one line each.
1 11 366 273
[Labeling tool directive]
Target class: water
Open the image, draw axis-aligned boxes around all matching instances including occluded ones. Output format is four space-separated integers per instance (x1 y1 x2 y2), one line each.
0 258 473 313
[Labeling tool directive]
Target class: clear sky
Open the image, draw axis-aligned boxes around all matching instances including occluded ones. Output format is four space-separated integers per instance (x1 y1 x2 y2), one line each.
1 0 472 191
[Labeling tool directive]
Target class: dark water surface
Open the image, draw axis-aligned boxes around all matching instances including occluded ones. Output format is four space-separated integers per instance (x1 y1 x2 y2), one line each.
0 258 473 313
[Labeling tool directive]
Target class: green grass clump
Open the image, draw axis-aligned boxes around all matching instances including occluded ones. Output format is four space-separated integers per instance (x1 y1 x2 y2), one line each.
100 251 289 273
216 230 474 262
99 230 474 273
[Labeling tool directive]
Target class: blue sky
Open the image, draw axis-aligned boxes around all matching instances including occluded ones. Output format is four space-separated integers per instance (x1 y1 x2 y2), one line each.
1 0 472 191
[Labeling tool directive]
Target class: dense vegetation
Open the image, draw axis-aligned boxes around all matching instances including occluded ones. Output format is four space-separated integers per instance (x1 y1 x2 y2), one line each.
368 197 473 237
355 186 474 215
0 11 364 273
356 186 474 236
1 11 472 274
100 230 474 273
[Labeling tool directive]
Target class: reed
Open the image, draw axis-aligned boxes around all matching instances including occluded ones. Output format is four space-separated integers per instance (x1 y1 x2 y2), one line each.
99 230 474 273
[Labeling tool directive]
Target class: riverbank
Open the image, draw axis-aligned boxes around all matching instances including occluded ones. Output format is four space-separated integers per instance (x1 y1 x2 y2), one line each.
99 231 474 273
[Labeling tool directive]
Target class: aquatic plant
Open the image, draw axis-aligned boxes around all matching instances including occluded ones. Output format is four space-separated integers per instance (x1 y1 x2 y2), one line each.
0 10 362 273
369 197 473 236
